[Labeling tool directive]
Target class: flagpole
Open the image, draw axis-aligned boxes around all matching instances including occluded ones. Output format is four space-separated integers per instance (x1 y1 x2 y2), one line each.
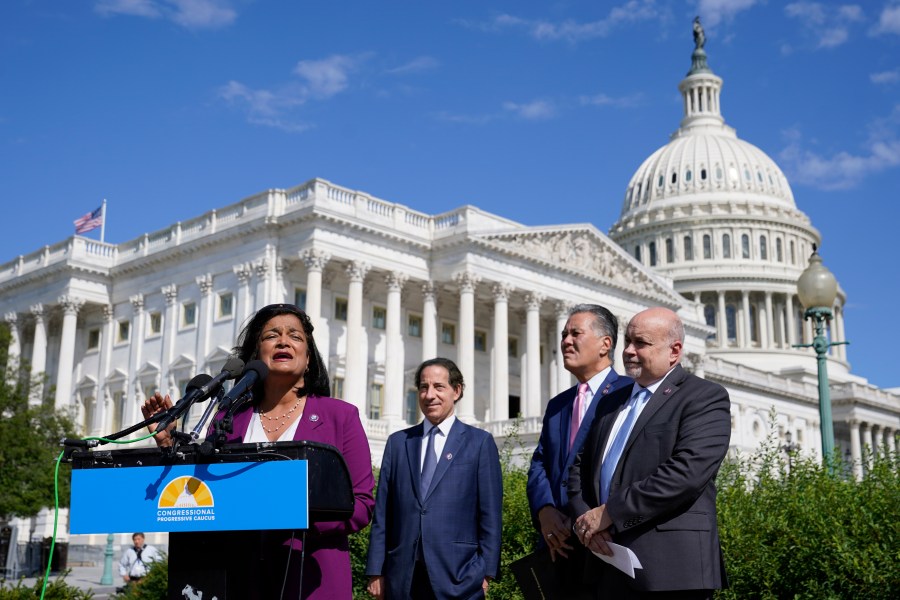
100 199 107 243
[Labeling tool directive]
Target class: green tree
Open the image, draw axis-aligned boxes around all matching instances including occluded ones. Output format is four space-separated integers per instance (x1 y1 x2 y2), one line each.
0 354 79 518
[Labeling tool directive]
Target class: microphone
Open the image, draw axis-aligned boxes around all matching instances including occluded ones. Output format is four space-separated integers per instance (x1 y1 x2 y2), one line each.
219 360 269 409
156 358 245 433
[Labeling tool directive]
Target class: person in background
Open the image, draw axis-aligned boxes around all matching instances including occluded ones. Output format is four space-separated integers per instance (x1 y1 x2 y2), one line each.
118 532 161 586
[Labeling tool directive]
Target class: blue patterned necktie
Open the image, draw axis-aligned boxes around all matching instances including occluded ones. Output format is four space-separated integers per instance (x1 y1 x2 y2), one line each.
600 388 649 504
420 426 438 496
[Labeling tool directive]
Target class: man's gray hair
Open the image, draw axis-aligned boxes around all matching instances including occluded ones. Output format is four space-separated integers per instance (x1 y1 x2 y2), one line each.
567 303 619 353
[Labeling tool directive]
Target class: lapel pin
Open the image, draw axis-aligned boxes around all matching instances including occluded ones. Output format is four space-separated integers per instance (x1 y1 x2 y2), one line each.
445 453 453 461
663 387 672 395
602 383 612 395
309 414 319 422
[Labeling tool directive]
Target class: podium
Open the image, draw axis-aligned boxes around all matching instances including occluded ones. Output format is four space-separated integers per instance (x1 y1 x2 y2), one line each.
69 441 354 599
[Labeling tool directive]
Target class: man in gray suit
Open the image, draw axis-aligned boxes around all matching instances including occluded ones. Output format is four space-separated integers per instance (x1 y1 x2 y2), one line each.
568 307 730 599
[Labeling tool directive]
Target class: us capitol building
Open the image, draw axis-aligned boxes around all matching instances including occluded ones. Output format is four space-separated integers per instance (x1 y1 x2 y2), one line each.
1 30 897 547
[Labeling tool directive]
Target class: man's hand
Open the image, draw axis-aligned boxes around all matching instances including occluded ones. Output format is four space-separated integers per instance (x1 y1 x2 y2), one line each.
367 575 384 599
574 505 614 556
483 577 491 594
537 505 574 561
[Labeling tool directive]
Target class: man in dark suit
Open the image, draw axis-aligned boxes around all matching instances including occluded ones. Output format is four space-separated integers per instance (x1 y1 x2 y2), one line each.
367 357 503 600
569 307 731 599
526 304 632 596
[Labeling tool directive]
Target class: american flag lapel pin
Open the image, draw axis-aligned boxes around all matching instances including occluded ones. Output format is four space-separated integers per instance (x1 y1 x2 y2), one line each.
445 452 453 461
602 383 612 395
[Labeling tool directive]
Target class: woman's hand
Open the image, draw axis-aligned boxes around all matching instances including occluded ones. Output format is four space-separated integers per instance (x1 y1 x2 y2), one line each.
141 392 175 447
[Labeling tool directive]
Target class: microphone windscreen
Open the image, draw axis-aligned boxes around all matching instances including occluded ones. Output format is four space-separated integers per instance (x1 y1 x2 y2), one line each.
243 359 269 381
222 357 245 379
186 373 213 392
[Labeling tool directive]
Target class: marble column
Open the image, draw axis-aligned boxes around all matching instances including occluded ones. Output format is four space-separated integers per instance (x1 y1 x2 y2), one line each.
29 304 47 404
491 284 511 423
383 272 407 423
849 419 863 479
764 292 774 349
421 282 438 362
741 291 751 347
525 292 543 418
161 285 178 396
54 295 84 410
345 261 370 418
555 302 570 396
4 312 20 377
717 292 727 347
95 305 114 435
233 264 252 338
833 305 845 360
301 249 330 333
785 293 796 347
196 274 213 370
127 294 146 427
862 422 874 468
254 259 270 308
455 272 479 422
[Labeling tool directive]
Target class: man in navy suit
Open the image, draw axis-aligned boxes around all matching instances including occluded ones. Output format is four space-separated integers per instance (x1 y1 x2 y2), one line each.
527 304 631 597
570 307 730 599
367 357 502 600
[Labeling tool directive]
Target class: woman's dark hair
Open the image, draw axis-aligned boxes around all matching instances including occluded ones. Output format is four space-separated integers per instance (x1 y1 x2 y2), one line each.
233 303 331 400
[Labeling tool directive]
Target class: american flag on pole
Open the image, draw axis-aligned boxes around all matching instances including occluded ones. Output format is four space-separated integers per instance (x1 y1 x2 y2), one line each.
74 205 104 234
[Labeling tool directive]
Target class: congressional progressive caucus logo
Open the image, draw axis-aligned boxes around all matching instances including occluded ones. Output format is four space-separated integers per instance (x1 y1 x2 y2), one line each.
156 476 216 524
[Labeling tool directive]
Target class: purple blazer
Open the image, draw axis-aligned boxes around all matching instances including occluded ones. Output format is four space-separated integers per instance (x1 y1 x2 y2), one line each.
215 395 375 599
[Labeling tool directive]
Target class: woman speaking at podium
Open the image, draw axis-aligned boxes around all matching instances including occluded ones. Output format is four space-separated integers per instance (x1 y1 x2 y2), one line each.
143 303 375 599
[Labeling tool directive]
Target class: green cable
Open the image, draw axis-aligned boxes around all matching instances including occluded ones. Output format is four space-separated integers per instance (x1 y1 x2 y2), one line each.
41 433 157 599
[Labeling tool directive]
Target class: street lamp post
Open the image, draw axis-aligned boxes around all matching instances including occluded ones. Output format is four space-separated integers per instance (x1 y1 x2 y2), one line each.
100 533 114 585
782 431 801 472
794 245 848 466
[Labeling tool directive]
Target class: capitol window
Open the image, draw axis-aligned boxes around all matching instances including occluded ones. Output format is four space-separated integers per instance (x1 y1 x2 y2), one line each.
372 306 386 330
649 241 658 266
703 234 712 259
722 234 732 258
776 238 784 262
334 298 348 321
294 288 307 310
684 236 694 261
87 328 100 350
441 322 456 345
634 245 641 262
474 330 487 352
685 169 692 182
760 236 768 260
671 172 677 184
182 302 196 328
741 234 750 259
148 311 162 335
658 175 664 187
117 320 130 343
408 314 422 337
701 168 707 180
726 305 737 342
218 293 233 318
665 238 674 263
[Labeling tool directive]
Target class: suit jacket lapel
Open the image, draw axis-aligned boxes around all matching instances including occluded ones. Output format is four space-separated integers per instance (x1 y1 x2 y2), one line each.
566 372 618 470
590 385 631 498
423 419 466 501
407 423 426 504
292 395 326 440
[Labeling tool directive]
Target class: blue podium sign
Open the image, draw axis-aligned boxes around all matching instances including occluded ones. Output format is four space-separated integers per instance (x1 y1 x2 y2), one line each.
70 460 308 534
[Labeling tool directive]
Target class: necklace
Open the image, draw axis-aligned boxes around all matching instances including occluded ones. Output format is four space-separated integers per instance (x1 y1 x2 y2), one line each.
259 398 302 433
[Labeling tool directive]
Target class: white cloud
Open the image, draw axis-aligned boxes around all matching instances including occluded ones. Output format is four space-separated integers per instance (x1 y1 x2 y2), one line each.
871 69 900 84
294 55 359 98
219 54 364 132
779 108 900 189
432 111 495 125
696 0 760 28
872 2 900 35
578 92 643 108
465 0 665 43
94 0 236 30
784 2 864 48
386 56 439 75
502 100 556 120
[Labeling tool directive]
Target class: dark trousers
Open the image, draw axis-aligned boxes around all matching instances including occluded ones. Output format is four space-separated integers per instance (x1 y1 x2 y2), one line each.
411 560 437 600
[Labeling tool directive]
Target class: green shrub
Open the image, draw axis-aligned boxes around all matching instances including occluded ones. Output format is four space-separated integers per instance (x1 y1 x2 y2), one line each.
0 571 94 599
715 436 900 600
110 555 167 600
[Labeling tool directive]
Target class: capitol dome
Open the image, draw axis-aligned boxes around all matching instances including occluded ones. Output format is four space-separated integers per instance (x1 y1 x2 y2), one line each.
609 24 850 377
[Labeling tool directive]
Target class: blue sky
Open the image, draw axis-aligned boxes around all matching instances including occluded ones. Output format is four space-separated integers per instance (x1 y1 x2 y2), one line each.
2 1 899 389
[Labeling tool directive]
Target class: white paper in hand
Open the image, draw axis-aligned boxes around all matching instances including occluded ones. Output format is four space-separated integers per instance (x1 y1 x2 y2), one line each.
592 542 644 578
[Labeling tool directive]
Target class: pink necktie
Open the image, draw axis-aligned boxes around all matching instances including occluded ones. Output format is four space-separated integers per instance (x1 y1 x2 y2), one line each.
569 382 590 451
